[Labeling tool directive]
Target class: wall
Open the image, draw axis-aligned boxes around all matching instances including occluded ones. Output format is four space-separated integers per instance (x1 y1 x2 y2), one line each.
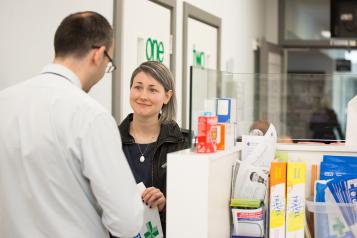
0 0 113 111
0 0 273 126
265 0 279 44
178 0 265 73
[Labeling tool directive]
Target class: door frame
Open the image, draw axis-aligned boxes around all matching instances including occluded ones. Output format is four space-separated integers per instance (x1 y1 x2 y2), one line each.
182 2 221 128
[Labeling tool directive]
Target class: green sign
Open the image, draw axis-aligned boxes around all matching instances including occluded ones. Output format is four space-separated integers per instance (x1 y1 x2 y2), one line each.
146 38 164 62
193 47 205 68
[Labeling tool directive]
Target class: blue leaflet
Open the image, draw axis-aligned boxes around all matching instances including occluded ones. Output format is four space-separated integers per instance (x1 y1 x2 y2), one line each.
323 155 357 164
320 162 357 180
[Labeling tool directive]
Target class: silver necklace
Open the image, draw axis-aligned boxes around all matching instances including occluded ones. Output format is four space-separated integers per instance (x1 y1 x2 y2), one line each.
131 126 157 163
137 143 151 163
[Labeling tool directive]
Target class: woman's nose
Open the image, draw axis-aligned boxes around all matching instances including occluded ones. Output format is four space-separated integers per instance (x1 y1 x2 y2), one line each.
138 89 149 100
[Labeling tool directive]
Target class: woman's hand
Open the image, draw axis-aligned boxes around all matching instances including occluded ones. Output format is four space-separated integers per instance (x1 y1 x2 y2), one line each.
142 187 166 212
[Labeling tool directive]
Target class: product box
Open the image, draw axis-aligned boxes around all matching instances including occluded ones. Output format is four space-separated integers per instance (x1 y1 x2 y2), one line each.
196 115 217 153
231 207 264 237
216 123 225 150
269 162 287 238
286 162 306 238
216 98 237 123
216 98 231 123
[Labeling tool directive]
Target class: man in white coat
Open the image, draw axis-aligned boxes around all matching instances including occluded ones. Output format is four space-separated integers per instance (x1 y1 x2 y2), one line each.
0 11 143 238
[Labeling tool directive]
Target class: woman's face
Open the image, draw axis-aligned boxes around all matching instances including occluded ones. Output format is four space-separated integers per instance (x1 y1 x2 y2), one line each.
130 72 172 119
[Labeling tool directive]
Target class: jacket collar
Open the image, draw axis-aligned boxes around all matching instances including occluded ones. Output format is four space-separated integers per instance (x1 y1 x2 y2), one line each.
119 113 183 144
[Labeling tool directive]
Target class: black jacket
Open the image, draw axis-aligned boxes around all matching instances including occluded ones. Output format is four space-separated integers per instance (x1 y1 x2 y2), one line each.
118 113 190 233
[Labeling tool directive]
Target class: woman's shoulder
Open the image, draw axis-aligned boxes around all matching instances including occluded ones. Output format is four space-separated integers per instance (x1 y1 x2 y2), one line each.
160 121 182 135
160 122 190 148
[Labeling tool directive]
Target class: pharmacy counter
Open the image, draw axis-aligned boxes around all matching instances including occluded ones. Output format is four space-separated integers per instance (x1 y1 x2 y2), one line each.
166 146 239 238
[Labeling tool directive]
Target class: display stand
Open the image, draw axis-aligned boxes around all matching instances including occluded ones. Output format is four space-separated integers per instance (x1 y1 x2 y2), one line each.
166 143 357 237
166 147 240 238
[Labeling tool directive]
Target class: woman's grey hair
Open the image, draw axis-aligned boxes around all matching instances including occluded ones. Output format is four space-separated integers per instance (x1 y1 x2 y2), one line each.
130 61 176 124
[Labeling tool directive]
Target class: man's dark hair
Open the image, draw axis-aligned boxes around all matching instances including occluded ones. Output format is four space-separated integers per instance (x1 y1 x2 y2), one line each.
54 11 113 58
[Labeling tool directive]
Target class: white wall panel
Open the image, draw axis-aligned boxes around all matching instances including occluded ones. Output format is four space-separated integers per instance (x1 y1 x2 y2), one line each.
0 0 113 112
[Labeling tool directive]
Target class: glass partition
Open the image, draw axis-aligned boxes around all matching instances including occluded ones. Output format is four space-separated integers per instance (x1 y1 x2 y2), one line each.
189 66 357 144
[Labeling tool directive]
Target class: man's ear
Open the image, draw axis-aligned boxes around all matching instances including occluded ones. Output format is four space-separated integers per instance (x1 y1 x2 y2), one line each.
92 46 106 66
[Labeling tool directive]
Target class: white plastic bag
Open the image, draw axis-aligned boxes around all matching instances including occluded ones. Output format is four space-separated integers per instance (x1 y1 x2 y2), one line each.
134 183 163 238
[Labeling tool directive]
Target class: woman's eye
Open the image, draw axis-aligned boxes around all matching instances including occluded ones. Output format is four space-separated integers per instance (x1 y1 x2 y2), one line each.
150 89 157 93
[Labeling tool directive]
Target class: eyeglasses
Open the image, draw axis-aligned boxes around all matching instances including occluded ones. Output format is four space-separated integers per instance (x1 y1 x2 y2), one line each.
92 46 117 73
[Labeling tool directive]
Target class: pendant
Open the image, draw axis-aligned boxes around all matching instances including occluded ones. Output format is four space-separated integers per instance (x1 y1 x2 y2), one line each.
140 155 145 163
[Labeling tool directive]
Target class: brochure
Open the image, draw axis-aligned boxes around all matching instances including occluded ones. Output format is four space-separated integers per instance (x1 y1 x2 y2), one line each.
241 123 277 167
232 161 269 200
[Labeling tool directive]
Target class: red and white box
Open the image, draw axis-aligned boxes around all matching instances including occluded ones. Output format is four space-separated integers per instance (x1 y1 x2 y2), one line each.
196 115 217 153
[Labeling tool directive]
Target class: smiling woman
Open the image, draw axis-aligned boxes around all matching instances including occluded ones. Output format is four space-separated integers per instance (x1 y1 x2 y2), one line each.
116 61 190 236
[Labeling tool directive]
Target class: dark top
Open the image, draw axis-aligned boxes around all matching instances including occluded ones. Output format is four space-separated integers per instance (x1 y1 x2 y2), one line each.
125 142 156 187
118 113 190 234
309 107 344 142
